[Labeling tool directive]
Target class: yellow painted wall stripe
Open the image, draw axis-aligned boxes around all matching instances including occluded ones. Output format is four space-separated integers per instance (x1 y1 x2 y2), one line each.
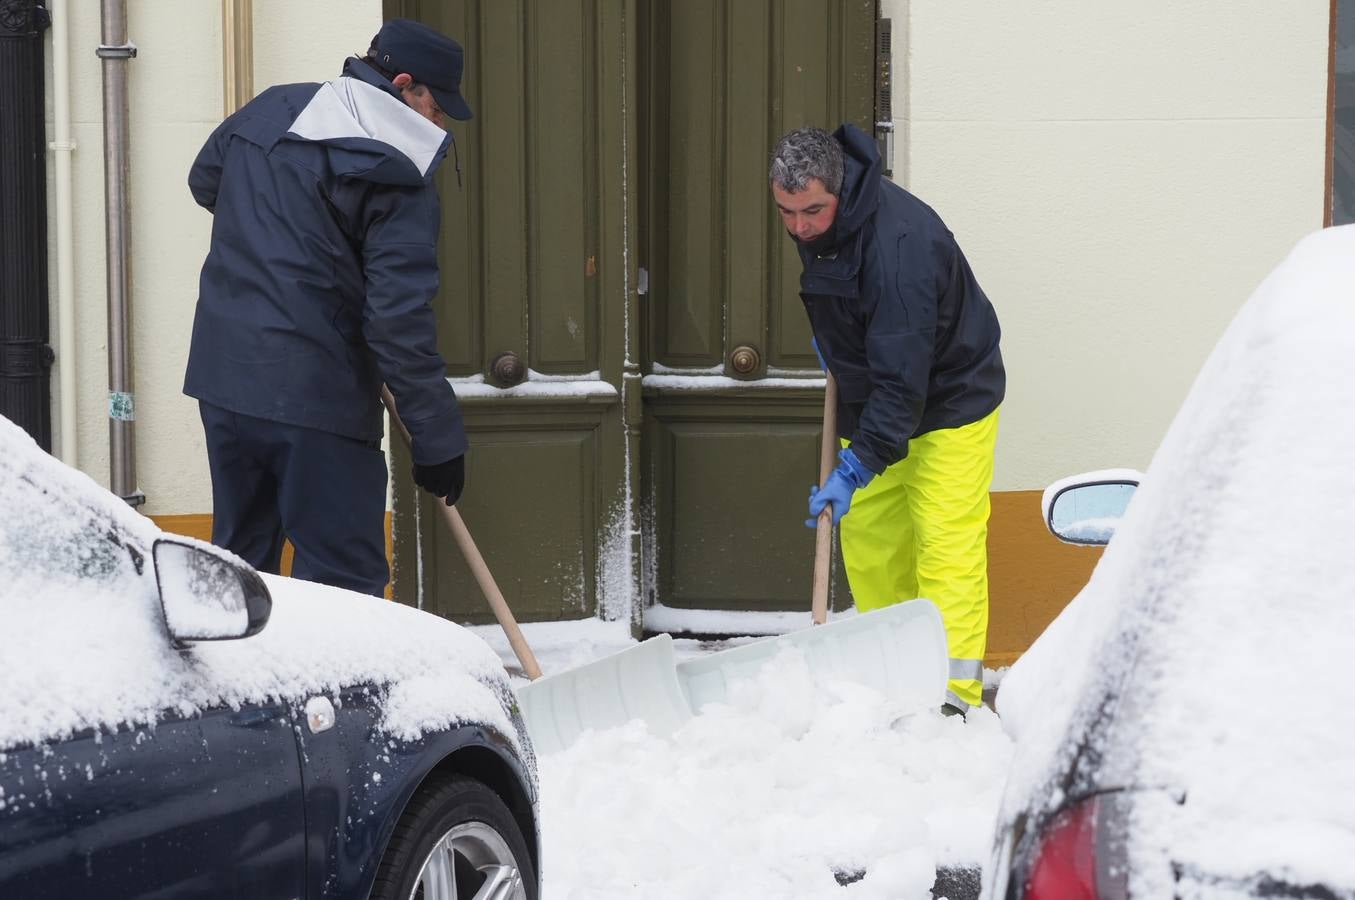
150 512 396 600
151 492 1100 665
986 490 1102 667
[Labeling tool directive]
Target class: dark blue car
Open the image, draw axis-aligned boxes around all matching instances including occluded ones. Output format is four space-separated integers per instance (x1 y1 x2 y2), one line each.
0 416 540 899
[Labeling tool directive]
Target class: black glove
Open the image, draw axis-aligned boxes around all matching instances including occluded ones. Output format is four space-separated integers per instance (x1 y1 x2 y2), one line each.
412 455 465 507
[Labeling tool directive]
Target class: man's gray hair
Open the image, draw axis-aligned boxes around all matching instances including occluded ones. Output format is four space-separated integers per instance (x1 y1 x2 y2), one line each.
769 127 844 196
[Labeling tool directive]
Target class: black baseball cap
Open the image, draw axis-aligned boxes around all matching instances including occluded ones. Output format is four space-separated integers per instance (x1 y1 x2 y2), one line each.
373 18 473 121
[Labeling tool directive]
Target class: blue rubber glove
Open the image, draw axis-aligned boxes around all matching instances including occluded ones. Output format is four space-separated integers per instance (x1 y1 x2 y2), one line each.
810 336 827 372
805 448 875 527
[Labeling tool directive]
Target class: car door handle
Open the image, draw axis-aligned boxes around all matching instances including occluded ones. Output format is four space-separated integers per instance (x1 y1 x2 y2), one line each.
228 707 285 729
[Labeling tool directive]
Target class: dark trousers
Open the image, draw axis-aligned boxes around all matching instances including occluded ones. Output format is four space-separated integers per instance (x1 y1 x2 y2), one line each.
199 401 389 597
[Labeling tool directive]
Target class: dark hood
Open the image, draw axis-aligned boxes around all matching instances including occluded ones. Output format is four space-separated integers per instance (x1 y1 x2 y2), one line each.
341 56 406 102
830 123 883 240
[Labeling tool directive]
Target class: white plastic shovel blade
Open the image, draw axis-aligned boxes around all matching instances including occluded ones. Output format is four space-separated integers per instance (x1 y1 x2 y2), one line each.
675 599 949 714
516 634 694 757
516 600 948 756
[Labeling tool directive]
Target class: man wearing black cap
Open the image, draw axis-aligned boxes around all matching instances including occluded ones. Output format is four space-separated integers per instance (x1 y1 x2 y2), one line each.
359 18 473 126
184 19 473 597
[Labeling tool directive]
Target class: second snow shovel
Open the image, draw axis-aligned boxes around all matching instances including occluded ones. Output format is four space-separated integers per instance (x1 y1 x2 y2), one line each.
515 372 950 756
381 387 542 680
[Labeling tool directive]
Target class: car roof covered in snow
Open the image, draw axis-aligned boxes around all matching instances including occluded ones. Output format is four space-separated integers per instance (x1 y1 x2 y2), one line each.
996 225 1355 891
0 417 518 752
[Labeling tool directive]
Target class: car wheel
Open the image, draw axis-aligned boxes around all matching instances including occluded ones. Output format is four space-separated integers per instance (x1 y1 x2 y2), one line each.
370 775 536 900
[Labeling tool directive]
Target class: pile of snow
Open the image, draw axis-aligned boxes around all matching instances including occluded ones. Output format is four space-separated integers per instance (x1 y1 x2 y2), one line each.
996 226 1355 893
473 622 1013 898
0 416 517 753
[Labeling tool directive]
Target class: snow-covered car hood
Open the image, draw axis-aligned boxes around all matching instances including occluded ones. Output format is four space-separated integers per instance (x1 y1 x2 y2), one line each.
0 417 518 754
995 226 1355 892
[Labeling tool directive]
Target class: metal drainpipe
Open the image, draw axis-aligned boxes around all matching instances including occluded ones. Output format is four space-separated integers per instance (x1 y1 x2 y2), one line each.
221 0 253 116
97 0 143 506
50 0 78 466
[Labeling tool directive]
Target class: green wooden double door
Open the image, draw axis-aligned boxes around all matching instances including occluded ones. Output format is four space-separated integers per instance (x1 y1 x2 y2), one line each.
388 0 877 627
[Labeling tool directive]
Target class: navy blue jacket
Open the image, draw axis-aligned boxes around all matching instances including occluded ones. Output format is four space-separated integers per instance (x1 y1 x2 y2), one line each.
185 59 467 466
798 124 1005 474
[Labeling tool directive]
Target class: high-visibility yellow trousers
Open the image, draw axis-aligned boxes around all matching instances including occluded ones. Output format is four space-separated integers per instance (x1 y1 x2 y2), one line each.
840 408 999 710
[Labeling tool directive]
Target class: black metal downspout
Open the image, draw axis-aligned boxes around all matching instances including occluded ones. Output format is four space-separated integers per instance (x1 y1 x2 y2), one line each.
0 0 53 451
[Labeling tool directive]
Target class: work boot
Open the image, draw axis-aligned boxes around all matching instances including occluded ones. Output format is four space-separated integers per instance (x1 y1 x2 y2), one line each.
940 702 967 720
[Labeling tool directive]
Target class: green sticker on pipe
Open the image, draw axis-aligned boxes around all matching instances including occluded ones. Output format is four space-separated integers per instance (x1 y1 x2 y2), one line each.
109 391 134 421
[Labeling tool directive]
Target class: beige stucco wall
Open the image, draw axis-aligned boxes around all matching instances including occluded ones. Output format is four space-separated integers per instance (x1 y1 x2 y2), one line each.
45 3 1331 512
44 0 382 516
881 1 1330 491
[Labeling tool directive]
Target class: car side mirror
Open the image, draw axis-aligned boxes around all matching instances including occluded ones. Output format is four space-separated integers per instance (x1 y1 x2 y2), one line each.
152 538 271 642
1042 470 1143 546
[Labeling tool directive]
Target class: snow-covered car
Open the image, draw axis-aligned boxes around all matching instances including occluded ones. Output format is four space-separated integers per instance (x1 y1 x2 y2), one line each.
982 226 1355 899
0 417 539 899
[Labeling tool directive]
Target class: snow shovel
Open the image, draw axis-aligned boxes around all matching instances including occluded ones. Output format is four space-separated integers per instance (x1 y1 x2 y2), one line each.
381 387 542 680
518 599 948 755
515 372 949 756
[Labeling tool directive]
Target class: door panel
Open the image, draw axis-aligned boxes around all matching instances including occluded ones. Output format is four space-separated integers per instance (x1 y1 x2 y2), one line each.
529 0 600 373
395 396 623 624
420 1 482 375
725 0 774 371
0 706 304 899
647 390 828 610
646 0 874 374
641 0 874 614
476 0 530 365
390 0 633 625
649 0 723 366
426 416 600 620
412 0 604 377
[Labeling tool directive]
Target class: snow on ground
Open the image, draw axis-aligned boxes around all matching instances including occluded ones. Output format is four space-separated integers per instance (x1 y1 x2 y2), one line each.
470 619 1013 899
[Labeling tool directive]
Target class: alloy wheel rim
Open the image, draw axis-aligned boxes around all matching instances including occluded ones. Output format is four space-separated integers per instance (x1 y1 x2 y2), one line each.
407 821 525 900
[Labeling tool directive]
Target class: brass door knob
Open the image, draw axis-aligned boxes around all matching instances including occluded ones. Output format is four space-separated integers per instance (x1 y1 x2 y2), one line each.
729 345 761 376
490 351 527 387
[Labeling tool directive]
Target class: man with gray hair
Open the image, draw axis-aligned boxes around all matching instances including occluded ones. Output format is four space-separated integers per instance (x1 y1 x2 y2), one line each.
771 124 1005 716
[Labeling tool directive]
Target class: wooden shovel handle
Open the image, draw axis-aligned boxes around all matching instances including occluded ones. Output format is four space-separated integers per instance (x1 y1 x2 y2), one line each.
441 503 543 680
381 387 543 680
812 373 838 625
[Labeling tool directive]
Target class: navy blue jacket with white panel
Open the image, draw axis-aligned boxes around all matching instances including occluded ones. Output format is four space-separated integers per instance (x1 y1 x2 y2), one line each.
185 58 466 466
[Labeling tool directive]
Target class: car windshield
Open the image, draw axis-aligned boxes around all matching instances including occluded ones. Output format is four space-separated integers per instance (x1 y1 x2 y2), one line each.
0 418 168 749
2 473 145 585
